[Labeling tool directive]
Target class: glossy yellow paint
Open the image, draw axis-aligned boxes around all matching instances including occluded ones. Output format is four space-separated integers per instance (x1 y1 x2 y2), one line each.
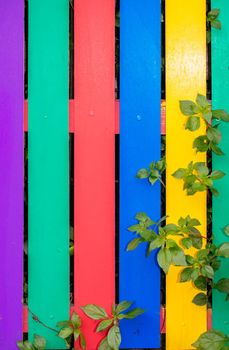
166 1 207 349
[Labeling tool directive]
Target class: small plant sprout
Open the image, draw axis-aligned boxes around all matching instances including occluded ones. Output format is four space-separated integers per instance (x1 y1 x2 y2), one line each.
17 335 46 350
57 311 86 349
192 330 229 350
172 161 225 196
179 94 229 155
81 302 144 350
137 158 166 187
206 9 222 43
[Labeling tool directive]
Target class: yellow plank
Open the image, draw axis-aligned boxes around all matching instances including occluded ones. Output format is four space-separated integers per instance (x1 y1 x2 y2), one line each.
165 1 207 349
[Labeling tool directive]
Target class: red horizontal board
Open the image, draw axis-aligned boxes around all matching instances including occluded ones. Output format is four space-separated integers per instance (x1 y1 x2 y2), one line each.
23 100 166 134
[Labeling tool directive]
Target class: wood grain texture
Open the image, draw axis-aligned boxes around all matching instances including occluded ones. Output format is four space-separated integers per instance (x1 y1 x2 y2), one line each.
0 1 24 348
120 0 161 348
74 1 115 348
28 1 69 348
166 1 207 348
212 0 229 335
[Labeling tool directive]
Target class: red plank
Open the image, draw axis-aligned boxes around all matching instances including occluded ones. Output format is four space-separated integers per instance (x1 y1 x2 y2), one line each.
23 100 166 134
74 1 115 348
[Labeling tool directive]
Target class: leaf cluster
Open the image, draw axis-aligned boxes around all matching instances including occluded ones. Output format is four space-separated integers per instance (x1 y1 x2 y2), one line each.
127 213 205 273
179 94 229 155
180 241 229 306
81 302 144 350
172 161 225 196
137 158 166 187
17 335 46 350
57 312 86 349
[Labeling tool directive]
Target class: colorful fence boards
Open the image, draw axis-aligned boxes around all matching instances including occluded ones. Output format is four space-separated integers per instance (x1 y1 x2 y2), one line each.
119 0 161 348
165 1 207 348
74 1 115 348
0 2 24 349
28 1 69 348
0 1 229 349
212 0 229 336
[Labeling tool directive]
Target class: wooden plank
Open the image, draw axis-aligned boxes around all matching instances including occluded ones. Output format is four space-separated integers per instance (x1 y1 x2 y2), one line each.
28 1 69 348
74 1 115 348
119 0 161 348
165 1 207 349
212 0 229 335
0 1 24 348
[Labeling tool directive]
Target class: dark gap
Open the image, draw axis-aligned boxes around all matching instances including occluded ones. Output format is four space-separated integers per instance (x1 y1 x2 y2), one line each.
115 135 120 304
24 0 28 307
206 0 213 309
69 133 74 304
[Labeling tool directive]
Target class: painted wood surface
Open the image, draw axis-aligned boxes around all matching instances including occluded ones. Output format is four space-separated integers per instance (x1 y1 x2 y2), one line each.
165 1 207 348
0 1 24 348
28 1 69 348
119 0 161 348
212 0 229 335
74 1 115 348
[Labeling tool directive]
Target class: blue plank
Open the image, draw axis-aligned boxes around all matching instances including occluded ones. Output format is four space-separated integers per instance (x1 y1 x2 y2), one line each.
119 1 161 348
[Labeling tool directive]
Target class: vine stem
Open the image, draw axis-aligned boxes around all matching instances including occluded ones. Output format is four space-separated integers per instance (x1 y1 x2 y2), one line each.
28 308 59 334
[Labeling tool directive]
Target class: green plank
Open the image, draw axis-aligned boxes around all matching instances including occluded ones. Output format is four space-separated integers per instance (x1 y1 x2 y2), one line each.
28 1 69 348
212 0 229 335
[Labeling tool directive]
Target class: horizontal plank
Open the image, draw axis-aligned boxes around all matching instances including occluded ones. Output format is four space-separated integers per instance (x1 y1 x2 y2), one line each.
22 305 211 334
24 100 166 134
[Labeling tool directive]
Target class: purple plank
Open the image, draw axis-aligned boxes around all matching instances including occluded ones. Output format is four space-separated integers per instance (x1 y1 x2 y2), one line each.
0 1 24 348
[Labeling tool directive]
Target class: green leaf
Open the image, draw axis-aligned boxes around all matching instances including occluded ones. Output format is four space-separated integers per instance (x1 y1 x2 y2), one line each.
116 301 132 314
193 135 209 153
210 170 226 180
136 168 149 179
191 236 203 249
164 224 179 234
119 308 144 319
172 168 186 179
179 100 198 116
98 337 112 350
217 243 229 258
81 304 108 320
212 109 229 122
201 265 214 279
194 276 207 291
211 187 220 197
207 127 222 144
127 238 143 251
189 218 201 226
56 320 72 328
192 293 208 306
17 341 25 350
149 236 165 251
149 176 158 185
185 116 200 131
96 319 113 333
157 247 172 274
192 330 229 350
107 326 121 350
196 94 209 109
181 237 192 249
208 8 220 18
211 19 221 29
170 247 187 266
23 342 35 350
180 268 193 282
211 143 224 156
71 312 81 328
215 279 229 294
33 335 46 349
58 327 74 339
73 329 80 341
79 333 86 349
203 111 213 124
135 212 150 222
223 225 229 237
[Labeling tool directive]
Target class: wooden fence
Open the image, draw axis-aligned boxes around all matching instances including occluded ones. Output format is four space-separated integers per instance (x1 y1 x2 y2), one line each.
0 0 228 349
